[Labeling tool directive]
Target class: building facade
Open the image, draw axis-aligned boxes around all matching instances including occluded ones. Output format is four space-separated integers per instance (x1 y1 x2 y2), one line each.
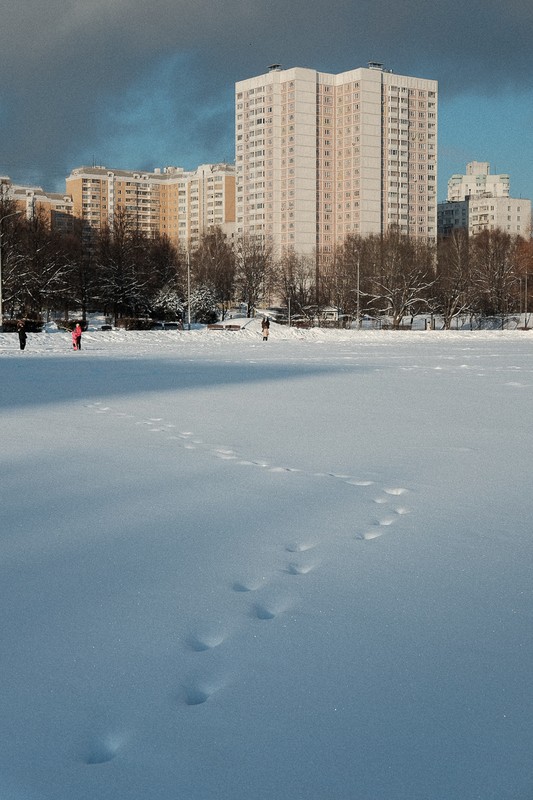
235 62 437 262
1 176 74 233
447 161 510 201
65 163 236 247
438 162 531 237
438 196 531 237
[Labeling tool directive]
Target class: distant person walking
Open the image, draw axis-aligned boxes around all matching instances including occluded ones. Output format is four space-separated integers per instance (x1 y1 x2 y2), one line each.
17 320 27 351
72 322 82 350
261 316 270 341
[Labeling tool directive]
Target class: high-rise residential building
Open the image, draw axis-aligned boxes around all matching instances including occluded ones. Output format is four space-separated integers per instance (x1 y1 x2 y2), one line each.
1 176 74 233
438 162 531 237
65 163 236 247
447 161 510 201
235 62 437 262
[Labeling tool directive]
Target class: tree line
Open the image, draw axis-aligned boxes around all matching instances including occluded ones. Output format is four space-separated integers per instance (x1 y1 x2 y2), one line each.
2 195 532 329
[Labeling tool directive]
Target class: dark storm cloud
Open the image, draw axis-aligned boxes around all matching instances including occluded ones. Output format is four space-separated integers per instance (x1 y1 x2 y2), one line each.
1 0 532 189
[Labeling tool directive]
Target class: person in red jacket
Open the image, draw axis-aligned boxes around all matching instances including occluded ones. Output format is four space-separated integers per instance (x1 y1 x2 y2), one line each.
72 323 82 350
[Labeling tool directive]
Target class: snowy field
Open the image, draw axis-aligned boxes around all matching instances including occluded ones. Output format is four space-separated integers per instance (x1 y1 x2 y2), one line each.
1 321 532 800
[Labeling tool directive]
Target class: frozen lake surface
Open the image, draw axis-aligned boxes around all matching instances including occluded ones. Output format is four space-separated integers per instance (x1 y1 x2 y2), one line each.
1 324 532 799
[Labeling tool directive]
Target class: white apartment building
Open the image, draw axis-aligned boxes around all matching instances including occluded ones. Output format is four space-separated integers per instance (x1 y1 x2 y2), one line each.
235 62 437 262
66 163 235 248
447 161 510 201
438 161 531 237
438 196 531 237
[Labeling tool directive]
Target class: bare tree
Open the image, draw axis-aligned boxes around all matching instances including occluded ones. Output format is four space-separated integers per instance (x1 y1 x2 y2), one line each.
234 234 274 316
324 234 376 321
434 229 472 329
469 229 518 319
367 228 435 327
513 236 533 327
276 250 315 318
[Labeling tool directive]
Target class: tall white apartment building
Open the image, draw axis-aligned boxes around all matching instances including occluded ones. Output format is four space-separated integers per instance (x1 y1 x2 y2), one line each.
447 161 510 201
235 62 437 262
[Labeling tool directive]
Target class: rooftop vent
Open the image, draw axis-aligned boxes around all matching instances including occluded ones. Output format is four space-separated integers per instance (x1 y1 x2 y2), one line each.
368 61 384 71
268 64 282 72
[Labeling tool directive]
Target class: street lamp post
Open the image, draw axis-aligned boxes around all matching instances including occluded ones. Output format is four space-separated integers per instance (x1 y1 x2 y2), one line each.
0 209 24 332
524 271 531 330
187 249 191 331
356 252 361 329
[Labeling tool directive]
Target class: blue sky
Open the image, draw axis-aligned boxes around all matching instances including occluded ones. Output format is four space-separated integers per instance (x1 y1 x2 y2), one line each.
1 0 532 207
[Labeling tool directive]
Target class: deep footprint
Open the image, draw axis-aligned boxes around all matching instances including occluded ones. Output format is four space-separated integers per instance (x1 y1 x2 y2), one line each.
287 562 315 575
83 733 123 765
186 628 226 651
182 679 221 706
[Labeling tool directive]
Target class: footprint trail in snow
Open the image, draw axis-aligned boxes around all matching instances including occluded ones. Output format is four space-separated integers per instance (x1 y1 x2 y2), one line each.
84 400 413 710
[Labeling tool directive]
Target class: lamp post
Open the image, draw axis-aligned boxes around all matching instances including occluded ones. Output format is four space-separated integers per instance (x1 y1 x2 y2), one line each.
0 209 24 332
187 249 191 331
525 271 531 330
356 251 361 329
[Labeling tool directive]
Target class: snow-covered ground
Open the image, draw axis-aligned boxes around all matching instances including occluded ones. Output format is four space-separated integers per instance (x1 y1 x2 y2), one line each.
1 322 532 800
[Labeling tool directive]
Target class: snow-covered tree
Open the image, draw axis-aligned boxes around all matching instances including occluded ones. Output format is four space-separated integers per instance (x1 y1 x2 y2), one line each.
188 285 219 324
151 285 184 320
191 228 235 319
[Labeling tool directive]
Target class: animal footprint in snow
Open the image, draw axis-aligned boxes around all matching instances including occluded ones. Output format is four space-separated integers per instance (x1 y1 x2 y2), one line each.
182 676 223 706
232 576 267 592
359 530 384 541
384 487 408 496
215 448 237 460
285 540 317 554
253 602 280 620
186 625 227 652
252 591 293 620
376 516 396 527
82 731 125 764
286 561 316 575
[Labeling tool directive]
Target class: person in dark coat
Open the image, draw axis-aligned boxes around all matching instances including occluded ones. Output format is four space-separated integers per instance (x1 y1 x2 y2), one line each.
17 321 27 351
261 316 270 341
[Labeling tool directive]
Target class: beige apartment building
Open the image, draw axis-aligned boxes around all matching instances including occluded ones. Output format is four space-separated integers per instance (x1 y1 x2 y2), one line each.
236 62 437 262
1 176 74 233
66 163 236 247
